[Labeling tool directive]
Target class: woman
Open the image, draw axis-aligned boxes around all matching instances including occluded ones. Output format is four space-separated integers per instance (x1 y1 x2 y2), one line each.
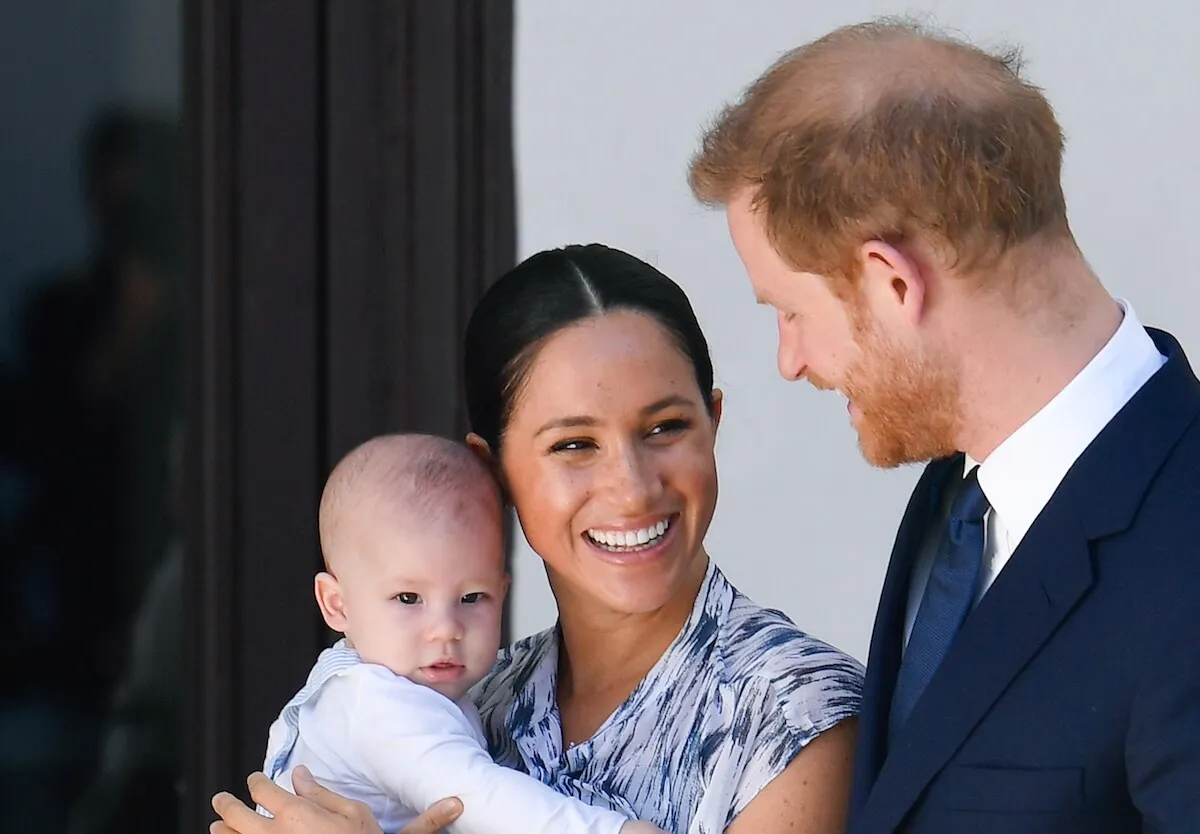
213 245 864 834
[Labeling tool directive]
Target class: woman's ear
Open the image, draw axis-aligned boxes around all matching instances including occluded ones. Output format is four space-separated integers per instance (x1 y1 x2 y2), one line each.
465 432 494 465
710 388 724 434
466 432 511 503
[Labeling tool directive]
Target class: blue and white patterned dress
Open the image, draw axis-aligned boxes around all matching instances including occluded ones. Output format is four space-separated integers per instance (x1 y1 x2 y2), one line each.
471 559 865 834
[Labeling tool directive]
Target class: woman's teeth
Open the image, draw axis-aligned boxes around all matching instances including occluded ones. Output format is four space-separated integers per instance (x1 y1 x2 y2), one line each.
586 518 671 551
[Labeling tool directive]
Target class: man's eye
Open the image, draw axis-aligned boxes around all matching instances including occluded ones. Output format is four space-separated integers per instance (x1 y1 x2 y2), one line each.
395 592 420 605
461 592 487 604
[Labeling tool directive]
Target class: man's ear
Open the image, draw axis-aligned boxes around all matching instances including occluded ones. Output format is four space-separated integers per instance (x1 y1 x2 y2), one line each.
858 239 928 327
315 572 348 633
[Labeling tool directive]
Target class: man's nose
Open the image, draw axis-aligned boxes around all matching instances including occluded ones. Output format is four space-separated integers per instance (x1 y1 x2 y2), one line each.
777 317 806 382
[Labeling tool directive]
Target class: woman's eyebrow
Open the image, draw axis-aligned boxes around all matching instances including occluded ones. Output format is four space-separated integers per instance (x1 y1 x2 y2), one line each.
640 394 694 416
534 395 698 436
535 415 596 436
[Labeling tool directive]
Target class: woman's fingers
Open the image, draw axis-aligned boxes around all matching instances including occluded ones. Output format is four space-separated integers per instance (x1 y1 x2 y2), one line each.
246 772 303 819
396 798 464 834
213 769 386 834
290 766 371 819
211 791 269 834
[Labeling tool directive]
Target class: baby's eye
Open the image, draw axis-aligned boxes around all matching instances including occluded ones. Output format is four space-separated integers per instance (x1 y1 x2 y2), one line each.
395 592 420 605
461 592 488 604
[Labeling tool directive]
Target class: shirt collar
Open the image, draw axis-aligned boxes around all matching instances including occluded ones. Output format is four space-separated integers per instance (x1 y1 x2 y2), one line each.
967 298 1165 545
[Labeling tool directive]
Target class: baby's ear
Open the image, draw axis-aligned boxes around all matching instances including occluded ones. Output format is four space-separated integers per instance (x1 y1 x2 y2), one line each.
314 572 348 632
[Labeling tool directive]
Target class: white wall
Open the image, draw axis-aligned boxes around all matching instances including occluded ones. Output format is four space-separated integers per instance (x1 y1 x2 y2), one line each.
511 0 1200 661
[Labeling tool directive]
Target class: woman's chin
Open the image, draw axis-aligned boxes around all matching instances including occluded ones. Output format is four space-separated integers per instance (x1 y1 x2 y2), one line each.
594 585 682 616
581 547 702 614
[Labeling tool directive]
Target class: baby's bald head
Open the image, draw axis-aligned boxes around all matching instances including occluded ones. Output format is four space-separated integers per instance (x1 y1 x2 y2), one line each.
318 433 502 575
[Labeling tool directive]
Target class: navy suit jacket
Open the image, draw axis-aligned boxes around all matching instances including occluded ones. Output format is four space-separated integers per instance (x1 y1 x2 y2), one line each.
847 328 1200 834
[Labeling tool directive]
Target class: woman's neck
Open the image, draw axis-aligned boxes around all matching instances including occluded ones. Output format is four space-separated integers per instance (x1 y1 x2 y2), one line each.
554 552 708 701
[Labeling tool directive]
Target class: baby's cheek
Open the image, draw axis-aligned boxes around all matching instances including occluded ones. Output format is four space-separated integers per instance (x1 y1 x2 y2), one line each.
464 606 502 640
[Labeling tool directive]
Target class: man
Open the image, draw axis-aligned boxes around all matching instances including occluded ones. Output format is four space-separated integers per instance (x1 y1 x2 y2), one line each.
212 18 1199 834
687 17 1200 834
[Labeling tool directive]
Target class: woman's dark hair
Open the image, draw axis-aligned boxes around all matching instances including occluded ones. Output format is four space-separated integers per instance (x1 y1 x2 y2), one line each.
464 244 715 452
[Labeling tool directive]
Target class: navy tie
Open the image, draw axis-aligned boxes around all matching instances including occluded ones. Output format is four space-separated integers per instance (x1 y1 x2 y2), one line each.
889 465 990 740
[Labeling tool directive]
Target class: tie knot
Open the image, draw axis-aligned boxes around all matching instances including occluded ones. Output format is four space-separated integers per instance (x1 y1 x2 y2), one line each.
952 465 990 525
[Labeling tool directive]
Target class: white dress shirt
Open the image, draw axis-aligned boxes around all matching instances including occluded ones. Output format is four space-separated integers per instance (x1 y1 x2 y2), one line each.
904 299 1166 646
263 647 629 834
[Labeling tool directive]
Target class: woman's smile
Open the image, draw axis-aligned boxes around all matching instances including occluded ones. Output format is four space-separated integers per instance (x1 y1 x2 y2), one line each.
582 512 680 565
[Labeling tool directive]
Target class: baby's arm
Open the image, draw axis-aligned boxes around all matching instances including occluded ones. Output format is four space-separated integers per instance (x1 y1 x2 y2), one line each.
347 670 664 834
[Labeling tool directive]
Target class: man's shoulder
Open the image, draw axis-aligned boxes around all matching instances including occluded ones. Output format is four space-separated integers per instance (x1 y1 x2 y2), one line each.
1104 414 1200 580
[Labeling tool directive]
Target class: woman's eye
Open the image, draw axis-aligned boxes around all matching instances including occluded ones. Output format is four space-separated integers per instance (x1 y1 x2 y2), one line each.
461 592 488 604
550 438 596 453
649 418 691 437
395 592 420 605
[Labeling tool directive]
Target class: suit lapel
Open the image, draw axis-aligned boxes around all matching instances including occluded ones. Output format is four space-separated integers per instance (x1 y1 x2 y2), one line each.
857 500 1094 832
854 328 1200 833
850 455 960 812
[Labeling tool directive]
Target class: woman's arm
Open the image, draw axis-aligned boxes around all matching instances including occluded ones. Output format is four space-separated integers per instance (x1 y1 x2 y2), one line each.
724 719 856 834
211 768 462 834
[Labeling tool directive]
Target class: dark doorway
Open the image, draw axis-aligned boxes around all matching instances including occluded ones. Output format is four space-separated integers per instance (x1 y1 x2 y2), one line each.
185 1 515 828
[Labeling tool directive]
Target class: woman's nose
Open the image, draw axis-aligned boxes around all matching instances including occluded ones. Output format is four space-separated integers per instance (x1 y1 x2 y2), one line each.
603 446 664 510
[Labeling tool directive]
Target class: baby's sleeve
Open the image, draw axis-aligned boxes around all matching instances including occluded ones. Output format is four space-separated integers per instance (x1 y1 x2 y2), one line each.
348 668 631 834
726 648 863 825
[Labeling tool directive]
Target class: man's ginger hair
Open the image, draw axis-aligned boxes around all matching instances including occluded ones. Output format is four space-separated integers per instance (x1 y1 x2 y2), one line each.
689 18 1074 286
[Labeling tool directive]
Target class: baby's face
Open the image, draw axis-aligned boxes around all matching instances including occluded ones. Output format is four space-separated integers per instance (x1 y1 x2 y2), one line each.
337 514 507 701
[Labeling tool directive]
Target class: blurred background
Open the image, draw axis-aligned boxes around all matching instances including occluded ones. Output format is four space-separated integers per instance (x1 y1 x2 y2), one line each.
1 1 1195 832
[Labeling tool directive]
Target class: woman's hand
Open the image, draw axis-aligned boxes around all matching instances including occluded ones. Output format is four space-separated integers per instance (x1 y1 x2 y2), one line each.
210 767 463 834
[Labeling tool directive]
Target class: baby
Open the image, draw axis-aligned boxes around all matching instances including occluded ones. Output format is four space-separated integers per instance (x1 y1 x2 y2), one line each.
261 433 661 834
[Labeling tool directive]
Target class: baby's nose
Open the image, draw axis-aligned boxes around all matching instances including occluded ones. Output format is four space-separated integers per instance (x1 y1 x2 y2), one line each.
428 610 464 641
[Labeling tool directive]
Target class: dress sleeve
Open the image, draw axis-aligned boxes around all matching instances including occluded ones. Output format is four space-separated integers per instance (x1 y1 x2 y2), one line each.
347 668 631 834
726 647 863 824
